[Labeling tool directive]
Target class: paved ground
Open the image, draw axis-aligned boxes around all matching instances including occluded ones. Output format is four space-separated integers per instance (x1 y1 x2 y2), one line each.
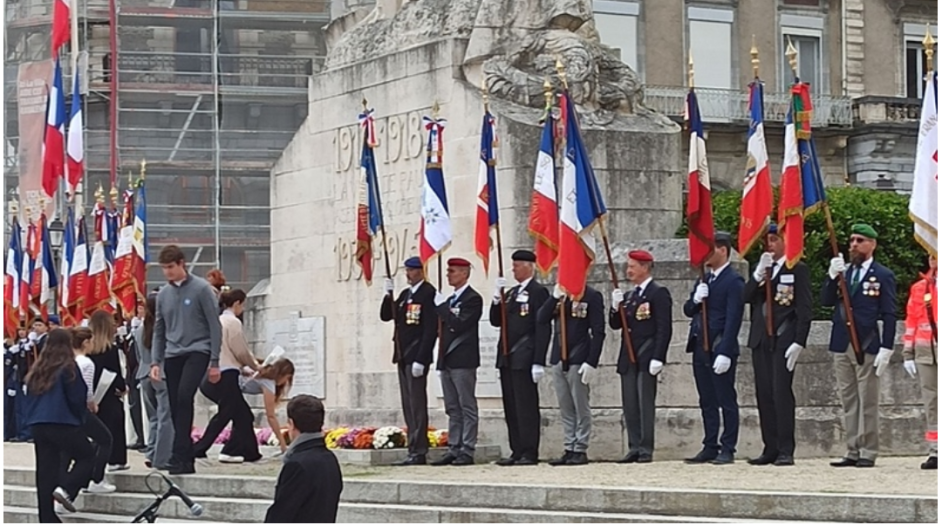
4 443 937 496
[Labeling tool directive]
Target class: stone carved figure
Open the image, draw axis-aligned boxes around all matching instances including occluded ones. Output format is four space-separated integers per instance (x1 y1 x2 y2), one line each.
325 0 650 123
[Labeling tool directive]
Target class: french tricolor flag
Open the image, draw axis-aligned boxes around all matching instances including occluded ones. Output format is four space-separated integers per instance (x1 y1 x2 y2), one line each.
21 221 38 318
418 116 452 268
5 217 23 338
59 207 76 326
557 92 606 300
685 90 715 268
41 58 66 199
473 111 499 274
67 71 84 194
527 111 559 277
68 216 89 322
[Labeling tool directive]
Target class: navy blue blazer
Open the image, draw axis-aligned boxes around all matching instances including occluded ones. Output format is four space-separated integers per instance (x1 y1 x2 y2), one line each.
821 260 897 354
683 264 746 358
23 363 87 428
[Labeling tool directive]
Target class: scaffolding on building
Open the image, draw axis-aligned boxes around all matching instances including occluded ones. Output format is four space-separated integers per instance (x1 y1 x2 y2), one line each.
5 0 329 292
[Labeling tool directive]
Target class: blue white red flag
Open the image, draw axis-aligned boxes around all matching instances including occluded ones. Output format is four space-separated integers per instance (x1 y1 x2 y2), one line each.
685 90 715 267
355 108 383 285
42 58 66 198
418 116 452 268
528 109 559 277
59 207 76 326
67 71 84 194
474 111 499 274
5 217 23 337
738 80 772 255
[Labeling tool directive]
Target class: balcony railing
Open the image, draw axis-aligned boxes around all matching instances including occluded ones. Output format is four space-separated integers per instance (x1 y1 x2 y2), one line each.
853 96 922 126
6 0 109 24
87 52 317 91
644 85 854 127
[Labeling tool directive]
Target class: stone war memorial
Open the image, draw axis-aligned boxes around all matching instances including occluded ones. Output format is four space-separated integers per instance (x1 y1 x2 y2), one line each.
246 0 926 463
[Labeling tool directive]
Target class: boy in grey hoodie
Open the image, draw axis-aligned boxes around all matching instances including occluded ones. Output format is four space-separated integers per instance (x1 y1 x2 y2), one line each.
150 245 222 475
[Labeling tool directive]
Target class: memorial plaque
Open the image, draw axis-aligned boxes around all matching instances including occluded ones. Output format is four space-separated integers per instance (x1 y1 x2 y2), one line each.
266 312 326 398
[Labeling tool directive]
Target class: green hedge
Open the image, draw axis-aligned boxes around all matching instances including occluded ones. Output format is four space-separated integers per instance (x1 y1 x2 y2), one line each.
676 187 928 320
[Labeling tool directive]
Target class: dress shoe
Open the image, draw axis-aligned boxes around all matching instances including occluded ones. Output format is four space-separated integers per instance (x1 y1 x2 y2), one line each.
617 452 640 464
549 451 574 466
514 457 538 466
711 452 734 465
855 458 875 468
495 457 517 466
830 457 857 467
747 454 777 466
430 454 457 466
128 442 146 451
773 455 795 466
636 455 653 464
684 449 718 464
566 452 588 465
921 456 938 470
395 455 426 466
452 455 475 466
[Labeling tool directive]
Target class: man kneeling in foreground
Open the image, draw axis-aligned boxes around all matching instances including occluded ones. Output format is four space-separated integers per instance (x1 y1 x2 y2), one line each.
265 395 343 523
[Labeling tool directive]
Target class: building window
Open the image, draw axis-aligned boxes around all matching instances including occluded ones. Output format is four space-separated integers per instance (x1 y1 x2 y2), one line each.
904 23 938 99
687 6 734 90
782 0 819 6
594 1 640 73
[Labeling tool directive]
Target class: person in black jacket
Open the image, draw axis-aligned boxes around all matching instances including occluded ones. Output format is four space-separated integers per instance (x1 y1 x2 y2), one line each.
611 250 673 463
380 256 438 465
88 310 129 471
431 257 483 467
265 395 342 523
538 283 605 466
743 224 812 467
490 249 552 466
23 329 95 523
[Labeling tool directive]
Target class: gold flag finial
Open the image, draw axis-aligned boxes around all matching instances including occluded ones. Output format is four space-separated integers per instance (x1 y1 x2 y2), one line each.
109 184 118 205
8 193 18 219
140 158 147 183
555 57 568 90
431 100 440 119
361 97 368 111
481 75 489 110
751 35 760 79
924 25 936 74
95 183 105 204
687 48 695 90
543 77 553 110
786 37 799 77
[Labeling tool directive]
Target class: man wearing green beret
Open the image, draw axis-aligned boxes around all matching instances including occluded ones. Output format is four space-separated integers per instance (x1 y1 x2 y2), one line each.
822 223 897 468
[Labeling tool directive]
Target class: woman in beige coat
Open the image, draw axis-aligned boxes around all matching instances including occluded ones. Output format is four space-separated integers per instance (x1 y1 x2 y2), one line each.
192 289 261 463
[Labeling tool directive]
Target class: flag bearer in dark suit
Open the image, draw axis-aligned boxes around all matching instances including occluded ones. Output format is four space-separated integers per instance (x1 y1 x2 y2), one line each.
537 282 605 466
823 224 897 468
380 256 438 466
430 257 483 467
490 249 552 466
743 224 812 467
610 250 672 463
683 232 746 465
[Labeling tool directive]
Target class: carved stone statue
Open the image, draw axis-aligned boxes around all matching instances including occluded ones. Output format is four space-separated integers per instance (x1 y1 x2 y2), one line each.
325 0 655 125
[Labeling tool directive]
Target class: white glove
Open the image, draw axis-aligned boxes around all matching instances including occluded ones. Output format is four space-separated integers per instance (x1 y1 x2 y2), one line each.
754 252 774 282
611 289 624 307
130 317 142 330
648 359 664 376
493 277 508 302
712 354 731 375
693 283 710 304
874 347 894 377
80 319 89 327
411 362 425 378
531 364 544 383
434 292 448 306
828 254 846 280
117 326 128 338
553 284 564 299
27 332 37 343
436 369 442 379
903 359 917 378
383 278 395 294
578 363 595 385
784 343 803 372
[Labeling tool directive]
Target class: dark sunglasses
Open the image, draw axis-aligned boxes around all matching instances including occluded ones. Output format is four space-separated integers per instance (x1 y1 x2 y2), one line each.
849 236 872 244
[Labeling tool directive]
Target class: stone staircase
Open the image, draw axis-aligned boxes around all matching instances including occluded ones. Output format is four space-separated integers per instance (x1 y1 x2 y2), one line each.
3 466 936 523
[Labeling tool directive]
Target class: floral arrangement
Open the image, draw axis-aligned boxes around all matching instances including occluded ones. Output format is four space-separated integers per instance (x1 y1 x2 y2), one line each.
372 426 407 449
325 427 351 449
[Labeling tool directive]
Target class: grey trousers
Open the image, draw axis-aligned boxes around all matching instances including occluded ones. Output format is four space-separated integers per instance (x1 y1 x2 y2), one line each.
621 365 658 457
917 362 938 456
552 363 592 453
833 351 879 461
141 377 174 469
440 367 479 458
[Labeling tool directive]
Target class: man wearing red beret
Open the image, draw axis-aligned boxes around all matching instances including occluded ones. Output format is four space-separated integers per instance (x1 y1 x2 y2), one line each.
431 258 483 467
611 250 673 463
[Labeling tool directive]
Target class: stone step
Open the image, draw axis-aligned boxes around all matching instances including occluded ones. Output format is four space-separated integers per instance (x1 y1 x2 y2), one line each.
2 487 775 523
6 467 936 523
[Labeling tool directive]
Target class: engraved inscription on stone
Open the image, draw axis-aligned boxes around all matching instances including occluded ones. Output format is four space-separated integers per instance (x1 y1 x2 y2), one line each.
267 313 326 398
